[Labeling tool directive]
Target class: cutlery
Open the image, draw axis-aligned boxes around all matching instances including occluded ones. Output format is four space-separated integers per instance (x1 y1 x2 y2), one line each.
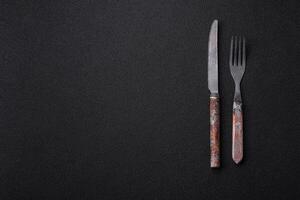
208 20 220 168
229 36 246 164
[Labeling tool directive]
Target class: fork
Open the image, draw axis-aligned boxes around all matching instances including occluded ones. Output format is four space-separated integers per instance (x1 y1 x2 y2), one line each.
229 36 246 164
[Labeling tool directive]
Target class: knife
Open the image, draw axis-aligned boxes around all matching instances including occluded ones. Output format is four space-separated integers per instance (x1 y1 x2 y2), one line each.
208 20 220 168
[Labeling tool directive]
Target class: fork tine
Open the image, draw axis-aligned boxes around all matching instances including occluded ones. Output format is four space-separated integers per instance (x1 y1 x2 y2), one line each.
233 36 238 66
238 36 242 66
230 36 233 65
242 37 246 66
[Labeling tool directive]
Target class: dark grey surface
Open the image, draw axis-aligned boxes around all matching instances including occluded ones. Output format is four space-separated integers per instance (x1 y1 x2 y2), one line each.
0 0 299 199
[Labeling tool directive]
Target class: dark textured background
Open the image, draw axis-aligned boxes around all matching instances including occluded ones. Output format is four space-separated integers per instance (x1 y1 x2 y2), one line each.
0 0 299 199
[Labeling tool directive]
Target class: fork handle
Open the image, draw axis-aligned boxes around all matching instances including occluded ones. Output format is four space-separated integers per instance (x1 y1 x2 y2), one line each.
210 95 220 168
232 101 243 164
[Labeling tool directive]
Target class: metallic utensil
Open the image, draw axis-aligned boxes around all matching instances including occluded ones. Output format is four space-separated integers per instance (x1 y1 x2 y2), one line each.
208 20 220 168
229 36 246 164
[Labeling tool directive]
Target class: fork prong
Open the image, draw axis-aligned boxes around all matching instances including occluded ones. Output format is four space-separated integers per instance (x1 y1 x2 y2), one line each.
238 36 242 66
242 37 246 66
229 36 234 65
233 36 238 66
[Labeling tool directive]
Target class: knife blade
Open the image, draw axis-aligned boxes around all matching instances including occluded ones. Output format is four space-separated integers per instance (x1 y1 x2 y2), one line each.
208 20 220 168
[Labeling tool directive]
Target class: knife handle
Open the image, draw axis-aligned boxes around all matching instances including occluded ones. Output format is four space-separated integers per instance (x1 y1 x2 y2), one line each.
210 95 220 168
232 101 243 164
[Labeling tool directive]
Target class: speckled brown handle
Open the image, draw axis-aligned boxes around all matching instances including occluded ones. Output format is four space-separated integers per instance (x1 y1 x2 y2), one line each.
210 96 220 168
232 101 243 164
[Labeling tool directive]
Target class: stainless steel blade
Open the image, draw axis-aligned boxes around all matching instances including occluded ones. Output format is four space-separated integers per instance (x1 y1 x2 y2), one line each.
208 20 218 94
